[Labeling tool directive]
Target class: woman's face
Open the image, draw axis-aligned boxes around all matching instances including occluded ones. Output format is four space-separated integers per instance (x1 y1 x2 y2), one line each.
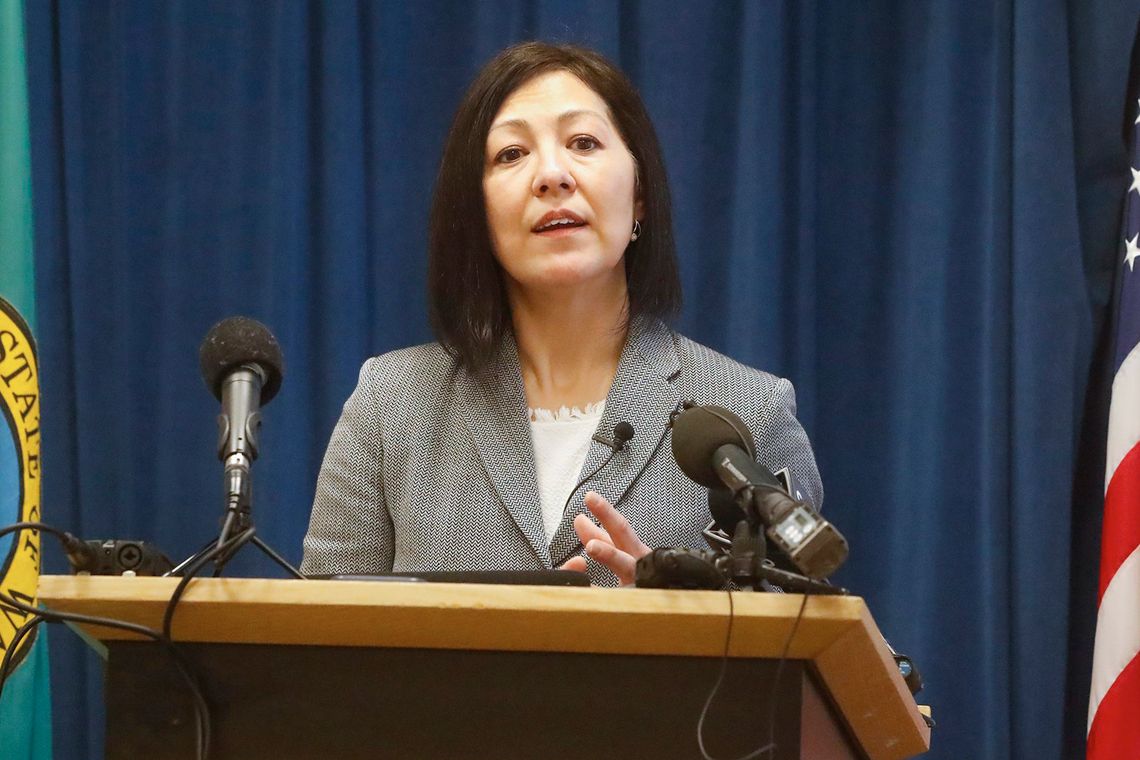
483 70 641 298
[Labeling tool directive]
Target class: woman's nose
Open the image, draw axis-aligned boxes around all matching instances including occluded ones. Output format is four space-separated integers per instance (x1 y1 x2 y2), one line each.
532 154 576 196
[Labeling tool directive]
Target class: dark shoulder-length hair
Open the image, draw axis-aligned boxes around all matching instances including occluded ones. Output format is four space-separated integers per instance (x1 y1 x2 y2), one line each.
427 41 681 374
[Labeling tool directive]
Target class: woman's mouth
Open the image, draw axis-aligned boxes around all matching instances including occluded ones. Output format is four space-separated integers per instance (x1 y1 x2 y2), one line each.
532 210 588 236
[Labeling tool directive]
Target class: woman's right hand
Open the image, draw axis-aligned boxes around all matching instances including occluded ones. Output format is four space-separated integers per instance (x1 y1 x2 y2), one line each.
558 555 588 573
556 491 652 585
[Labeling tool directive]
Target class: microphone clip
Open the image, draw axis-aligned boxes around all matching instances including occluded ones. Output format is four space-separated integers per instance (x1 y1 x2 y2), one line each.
669 399 697 426
591 431 626 452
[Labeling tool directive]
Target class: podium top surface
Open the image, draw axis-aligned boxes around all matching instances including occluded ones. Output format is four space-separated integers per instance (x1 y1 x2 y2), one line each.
39 575 930 759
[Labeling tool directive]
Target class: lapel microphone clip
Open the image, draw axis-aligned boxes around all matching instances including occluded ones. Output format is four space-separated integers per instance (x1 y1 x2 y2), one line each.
592 421 636 452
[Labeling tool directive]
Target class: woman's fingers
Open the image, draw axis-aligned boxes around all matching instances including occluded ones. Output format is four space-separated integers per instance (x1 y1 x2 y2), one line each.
583 491 649 556
558 555 588 573
571 492 652 585
584 539 637 586
573 511 612 545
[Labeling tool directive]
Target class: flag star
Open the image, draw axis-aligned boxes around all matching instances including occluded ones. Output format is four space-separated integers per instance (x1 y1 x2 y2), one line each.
1132 167 1140 195
1126 234 1140 272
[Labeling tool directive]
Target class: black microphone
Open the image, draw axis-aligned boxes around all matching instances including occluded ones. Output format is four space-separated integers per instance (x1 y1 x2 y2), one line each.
671 404 848 579
561 421 636 522
706 487 796 571
198 317 285 514
592 420 635 452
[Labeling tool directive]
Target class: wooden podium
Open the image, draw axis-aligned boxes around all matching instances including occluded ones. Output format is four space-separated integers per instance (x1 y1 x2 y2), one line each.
39 575 930 759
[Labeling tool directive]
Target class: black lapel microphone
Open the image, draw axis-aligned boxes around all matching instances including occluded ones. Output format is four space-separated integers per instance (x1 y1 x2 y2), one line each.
560 422 636 518
592 421 635 452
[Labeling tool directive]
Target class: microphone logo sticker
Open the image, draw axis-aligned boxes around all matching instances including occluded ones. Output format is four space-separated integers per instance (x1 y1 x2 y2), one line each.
0 297 41 670
720 457 748 486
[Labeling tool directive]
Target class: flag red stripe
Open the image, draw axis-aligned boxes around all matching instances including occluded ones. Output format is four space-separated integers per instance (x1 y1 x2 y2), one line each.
1099 442 1140 604
1088 651 1140 758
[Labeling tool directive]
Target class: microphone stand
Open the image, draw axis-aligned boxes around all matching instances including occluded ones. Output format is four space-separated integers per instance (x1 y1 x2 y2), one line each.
719 518 846 596
168 509 303 580
168 378 303 580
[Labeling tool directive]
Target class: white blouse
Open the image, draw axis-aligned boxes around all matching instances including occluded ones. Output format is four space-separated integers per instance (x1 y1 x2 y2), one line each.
528 401 606 543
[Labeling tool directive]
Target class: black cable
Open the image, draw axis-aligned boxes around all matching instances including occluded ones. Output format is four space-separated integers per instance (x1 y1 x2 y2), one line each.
155 526 260 756
696 589 737 759
0 520 77 547
0 613 45 702
0 522 212 760
146 529 249 754
163 528 253 640
215 505 239 552
0 521 97 573
157 524 288 750
559 447 622 525
612 406 680 511
696 590 811 760
209 525 258 578
761 592 811 756
0 588 210 760
158 523 296 750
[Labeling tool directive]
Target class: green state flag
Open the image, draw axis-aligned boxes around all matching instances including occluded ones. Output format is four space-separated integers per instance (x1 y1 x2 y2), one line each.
0 0 52 756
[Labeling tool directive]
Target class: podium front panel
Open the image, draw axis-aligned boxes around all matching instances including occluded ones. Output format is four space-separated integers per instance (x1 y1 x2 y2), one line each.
105 641 859 759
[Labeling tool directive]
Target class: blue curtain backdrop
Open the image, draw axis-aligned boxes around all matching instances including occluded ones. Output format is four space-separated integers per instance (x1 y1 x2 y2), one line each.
19 1 1137 758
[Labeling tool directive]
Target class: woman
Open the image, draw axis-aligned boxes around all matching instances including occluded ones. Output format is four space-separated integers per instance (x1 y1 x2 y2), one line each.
300 42 822 586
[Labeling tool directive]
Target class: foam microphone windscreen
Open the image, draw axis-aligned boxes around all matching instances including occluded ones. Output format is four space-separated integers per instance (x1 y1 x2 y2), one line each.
708 487 747 533
670 404 757 488
198 316 285 403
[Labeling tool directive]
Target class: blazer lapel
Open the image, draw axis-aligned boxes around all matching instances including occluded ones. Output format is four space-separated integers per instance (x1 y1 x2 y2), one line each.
457 335 550 567
548 319 683 567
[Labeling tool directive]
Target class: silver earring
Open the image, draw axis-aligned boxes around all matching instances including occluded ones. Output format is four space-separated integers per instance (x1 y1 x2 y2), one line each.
631 220 642 242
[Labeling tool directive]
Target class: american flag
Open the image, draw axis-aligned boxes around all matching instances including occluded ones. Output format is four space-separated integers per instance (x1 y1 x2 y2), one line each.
1088 23 1140 759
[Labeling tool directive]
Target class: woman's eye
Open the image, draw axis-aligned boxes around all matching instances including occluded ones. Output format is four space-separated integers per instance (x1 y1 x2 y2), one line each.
570 136 599 151
495 147 524 164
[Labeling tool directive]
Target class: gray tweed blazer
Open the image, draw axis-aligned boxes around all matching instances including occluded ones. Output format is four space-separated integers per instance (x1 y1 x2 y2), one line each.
300 319 822 586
